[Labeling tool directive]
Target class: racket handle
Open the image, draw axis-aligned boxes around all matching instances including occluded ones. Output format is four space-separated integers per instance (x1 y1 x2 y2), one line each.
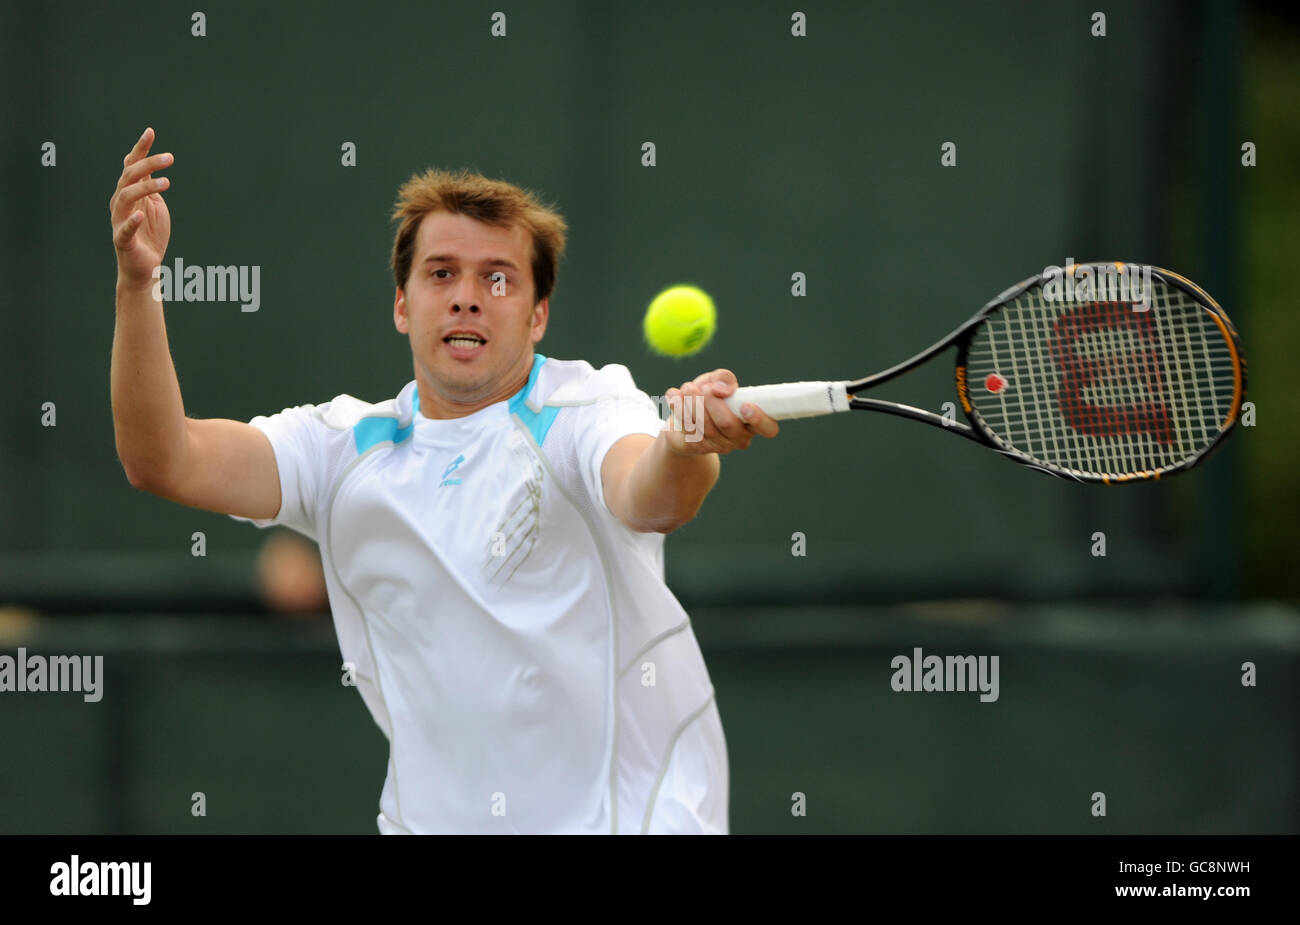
724 381 851 421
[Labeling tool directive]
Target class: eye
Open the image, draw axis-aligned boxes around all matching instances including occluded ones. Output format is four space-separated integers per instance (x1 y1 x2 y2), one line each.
432 268 451 279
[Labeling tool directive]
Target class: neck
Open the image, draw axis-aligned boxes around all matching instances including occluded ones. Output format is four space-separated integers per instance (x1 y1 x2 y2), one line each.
414 356 534 420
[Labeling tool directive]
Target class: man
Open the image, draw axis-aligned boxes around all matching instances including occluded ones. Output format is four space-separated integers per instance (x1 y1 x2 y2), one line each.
109 127 779 834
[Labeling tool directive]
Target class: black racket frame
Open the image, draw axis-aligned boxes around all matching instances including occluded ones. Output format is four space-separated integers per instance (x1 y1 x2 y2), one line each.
841 263 1247 483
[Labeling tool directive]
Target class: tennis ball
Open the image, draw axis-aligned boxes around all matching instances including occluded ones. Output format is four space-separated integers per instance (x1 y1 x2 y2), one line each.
643 285 716 357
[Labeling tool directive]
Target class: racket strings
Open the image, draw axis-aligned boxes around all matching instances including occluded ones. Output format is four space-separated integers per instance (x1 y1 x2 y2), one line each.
964 280 1238 479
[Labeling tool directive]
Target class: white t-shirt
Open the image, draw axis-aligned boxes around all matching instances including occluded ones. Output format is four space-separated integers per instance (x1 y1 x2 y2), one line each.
233 355 728 834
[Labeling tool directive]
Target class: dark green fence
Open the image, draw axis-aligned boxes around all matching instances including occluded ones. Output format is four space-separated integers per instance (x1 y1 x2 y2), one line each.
2 603 1295 834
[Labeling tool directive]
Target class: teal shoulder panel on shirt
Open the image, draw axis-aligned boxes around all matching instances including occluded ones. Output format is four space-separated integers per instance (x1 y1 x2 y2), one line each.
353 414 414 454
510 354 560 446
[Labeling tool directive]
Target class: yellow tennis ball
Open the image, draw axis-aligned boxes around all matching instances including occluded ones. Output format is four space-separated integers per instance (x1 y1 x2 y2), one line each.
643 285 716 357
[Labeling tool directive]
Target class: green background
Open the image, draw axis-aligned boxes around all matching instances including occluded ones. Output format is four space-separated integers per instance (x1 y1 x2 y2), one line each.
3 605 1296 834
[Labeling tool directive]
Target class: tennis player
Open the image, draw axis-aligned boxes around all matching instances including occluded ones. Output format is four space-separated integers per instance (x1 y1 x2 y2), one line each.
109 128 779 834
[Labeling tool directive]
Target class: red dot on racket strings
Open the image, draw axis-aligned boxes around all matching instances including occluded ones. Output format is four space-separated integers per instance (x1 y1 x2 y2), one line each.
985 373 1007 393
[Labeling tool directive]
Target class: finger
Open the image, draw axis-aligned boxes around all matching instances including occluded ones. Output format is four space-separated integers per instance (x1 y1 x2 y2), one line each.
665 387 697 441
672 382 696 425
705 379 735 400
691 368 738 392
113 211 146 249
112 175 170 219
678 381 745 448
664 387 681 425
123 127 155 168
700 392 752 447
674 383 711 444
736 403 780 439
115 152 173 195
663 389 711 453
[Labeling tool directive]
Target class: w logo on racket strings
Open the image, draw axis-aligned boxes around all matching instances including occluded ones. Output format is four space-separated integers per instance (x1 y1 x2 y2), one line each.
1051 302 1172 443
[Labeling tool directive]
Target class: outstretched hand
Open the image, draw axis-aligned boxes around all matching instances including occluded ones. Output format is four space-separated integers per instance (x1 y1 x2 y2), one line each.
663 368 779 456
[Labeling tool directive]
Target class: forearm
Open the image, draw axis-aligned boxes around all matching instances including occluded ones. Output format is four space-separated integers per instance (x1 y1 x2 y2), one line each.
111 277 189 488
619 431 721 533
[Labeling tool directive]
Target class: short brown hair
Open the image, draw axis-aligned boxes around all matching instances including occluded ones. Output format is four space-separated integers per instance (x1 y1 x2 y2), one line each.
389 168 568 304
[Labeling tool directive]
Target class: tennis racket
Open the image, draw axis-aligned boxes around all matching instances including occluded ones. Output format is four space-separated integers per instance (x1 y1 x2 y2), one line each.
724 262 1246 483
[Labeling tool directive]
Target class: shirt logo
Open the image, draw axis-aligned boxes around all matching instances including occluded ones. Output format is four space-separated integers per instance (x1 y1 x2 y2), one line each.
440 454 465 487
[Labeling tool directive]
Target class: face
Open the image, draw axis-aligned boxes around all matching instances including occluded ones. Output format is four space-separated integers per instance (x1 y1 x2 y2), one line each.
394 212 548 417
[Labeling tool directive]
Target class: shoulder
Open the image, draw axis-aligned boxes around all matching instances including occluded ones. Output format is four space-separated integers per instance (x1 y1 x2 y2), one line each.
255 382 418 455
529 357 648 409
314 382 415 428
524 357 663 464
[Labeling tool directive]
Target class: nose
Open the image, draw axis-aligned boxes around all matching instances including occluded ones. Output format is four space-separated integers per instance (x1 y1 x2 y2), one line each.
450 275 481 314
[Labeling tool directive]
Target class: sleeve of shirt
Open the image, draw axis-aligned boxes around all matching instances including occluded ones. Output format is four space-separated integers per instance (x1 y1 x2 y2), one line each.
229 403 328 541
569 364 666 516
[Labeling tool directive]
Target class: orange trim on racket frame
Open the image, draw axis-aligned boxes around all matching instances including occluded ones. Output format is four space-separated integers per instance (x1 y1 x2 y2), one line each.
955 366 971 413
1205 307 1245 431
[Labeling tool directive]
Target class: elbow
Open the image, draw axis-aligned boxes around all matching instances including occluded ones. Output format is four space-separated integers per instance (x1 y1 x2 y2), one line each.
651 520 689 535
116 426 186 496
122 461 158 493
615 510 682 534
623 488 712 534
653 511 698 534
118 451 169 495
631 506 703 535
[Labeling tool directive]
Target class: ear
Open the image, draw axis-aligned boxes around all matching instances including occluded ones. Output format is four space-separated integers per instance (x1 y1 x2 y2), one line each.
394 288 409 334
529 297 549 344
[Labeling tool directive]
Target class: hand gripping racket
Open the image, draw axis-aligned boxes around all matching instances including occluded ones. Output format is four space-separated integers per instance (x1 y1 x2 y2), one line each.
724 263 1247 483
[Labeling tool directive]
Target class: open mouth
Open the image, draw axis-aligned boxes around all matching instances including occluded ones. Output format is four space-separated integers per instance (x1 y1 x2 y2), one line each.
444 333 487 348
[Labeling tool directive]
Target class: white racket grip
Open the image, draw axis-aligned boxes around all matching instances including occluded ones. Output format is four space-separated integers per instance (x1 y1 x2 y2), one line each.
724 381 851 421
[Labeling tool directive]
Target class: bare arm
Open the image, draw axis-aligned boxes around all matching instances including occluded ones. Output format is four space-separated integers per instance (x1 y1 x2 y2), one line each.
110 128 281 520
602 370 778 533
